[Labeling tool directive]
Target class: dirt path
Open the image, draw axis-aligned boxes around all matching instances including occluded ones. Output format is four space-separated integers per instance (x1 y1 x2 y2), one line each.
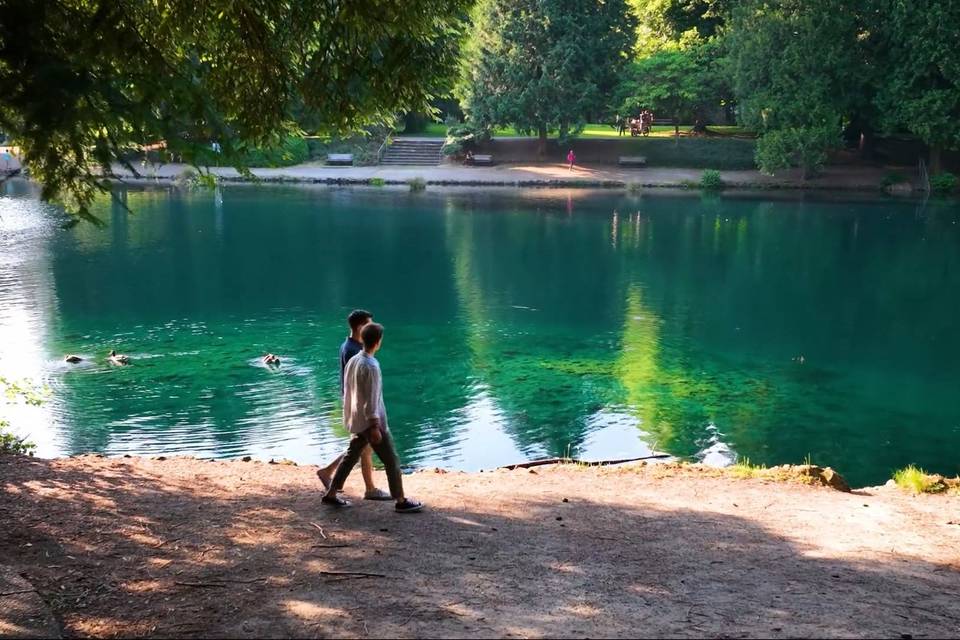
1 455 958 638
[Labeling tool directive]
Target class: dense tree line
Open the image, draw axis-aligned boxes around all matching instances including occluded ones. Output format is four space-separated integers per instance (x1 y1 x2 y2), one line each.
1 0 958 213
457 0 960 175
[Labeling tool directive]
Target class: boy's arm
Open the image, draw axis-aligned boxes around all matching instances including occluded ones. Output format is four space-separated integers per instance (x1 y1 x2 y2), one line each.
356 365 382 439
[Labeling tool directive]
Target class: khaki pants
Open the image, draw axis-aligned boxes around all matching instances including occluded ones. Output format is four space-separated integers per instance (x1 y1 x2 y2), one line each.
330 428 404 499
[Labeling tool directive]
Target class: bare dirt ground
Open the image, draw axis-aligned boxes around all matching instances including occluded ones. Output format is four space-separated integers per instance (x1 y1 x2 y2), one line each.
1 455 958 639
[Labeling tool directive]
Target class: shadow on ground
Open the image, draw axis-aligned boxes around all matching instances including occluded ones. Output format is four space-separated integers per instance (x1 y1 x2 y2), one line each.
1 455 957 638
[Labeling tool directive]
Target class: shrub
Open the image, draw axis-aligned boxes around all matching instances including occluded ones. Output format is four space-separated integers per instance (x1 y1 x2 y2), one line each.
0 420 35 455
892 465 947 494
408 177 427 191
700 169 724 190
0 376 44 456
880 171 909 188
929 172 959 194
443 122 491 157
369 177 386 187
627 182 643 194
755 125 839 178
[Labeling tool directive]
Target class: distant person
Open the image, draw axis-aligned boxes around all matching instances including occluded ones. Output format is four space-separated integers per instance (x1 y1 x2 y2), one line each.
316 309 392 501
567 149 576 171
322 322 423 513
616 115 626 137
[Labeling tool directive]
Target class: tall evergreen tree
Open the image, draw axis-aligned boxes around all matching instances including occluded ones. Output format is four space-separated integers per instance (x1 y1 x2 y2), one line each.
457 0 636 156
874 0 960 174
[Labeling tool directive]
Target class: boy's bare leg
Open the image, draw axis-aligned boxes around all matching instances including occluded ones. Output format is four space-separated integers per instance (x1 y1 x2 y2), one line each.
319 445 381 495
360 445 379 494
316 454 342 489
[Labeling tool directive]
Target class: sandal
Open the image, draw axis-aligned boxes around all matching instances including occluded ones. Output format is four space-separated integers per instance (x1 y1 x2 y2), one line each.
321 495 351 508
395 498 424 513
364 488 393 501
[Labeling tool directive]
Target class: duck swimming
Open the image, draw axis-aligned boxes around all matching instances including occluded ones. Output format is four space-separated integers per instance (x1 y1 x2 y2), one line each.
64 355 83 364
262 353 281 366
109 350 130 365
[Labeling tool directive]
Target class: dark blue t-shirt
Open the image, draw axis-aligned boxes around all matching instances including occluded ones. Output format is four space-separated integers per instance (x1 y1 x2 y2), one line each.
339 337 363 392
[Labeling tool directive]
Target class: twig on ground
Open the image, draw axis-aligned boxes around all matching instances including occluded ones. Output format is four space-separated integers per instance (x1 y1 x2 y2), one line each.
309 522 327 539
0 589 37 597
153 537 182 548
317 571 386 579
309 544 352 549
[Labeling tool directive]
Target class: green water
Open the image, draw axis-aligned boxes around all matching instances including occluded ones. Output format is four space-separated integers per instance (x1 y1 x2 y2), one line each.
2 180 959 486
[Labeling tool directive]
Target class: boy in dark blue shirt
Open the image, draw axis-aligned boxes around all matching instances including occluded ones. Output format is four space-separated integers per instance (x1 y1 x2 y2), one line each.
316 309 391 500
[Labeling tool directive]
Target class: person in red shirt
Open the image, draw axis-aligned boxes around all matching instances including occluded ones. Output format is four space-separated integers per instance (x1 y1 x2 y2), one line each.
566 149 576 171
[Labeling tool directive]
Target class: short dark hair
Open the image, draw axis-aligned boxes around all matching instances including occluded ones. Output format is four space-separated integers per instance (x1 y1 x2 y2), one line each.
347 309 373 331
360 322 384 349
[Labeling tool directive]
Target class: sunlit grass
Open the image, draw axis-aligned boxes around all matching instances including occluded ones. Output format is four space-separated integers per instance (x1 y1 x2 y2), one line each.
730 457 766 479
892 465 947 495
405 122 756 140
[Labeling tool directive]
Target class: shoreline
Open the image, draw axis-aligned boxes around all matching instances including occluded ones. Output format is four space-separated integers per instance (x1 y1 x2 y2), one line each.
106 161 918 194
2 453 958 638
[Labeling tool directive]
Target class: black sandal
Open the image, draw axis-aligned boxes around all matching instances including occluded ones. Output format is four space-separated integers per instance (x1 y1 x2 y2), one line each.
395 498 423 513
321 495 351 508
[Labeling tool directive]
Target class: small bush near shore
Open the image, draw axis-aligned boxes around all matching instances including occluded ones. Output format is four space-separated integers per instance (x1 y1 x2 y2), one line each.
369 178 385 187
880 171 909 188
627 182 643 194
730 457 765 479
0 421 35 455
408 177 427 191
929 172 958 194
700 169 724 190
892 465 948 494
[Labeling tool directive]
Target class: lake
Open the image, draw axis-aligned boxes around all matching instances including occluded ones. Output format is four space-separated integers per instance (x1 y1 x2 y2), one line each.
2 179 959 486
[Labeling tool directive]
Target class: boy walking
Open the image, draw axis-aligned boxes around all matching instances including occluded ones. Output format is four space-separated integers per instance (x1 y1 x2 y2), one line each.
322 322 423 513
316 310 392 501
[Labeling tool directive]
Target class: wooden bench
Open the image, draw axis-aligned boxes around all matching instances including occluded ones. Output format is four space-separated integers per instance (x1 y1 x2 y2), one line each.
326 153 354 166
618 156 647 167
467 154 494 166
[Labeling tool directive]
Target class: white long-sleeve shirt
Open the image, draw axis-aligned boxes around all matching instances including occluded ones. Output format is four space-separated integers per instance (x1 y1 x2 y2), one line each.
342 352 388 434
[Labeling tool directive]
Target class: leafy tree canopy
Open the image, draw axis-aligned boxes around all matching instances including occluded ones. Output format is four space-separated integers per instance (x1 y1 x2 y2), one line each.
0 0 469 218
457 0 636 154
873 0 960 172
726 0 875 175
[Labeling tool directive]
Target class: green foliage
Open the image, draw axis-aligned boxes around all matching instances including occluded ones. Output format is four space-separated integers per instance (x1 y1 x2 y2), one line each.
620 137 756 169
754 125 838 178
0 421 36 456
0 1 470 220
370 178 386 187
874 1 960 170
929 172 959 194
699 169 723 190
614 40 730 126
305 128 389 167
627 182 644 194
442 122 492 157
408 177 427 191
880 172 909 188
730 457 766 478
892 465 947 495
0 376 46 456
458 0 636 151
727 0 871 176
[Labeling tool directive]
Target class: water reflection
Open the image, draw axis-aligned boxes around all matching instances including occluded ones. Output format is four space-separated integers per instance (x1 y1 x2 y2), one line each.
1 182 959 485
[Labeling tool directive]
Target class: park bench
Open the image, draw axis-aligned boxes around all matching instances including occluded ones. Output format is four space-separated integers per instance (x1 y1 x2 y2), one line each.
618 156 647 167
467 153 494 166
326 153 354 166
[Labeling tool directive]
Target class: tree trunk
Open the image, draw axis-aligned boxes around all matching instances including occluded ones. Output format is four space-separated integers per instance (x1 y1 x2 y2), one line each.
537 124 548 159
930 144 943 175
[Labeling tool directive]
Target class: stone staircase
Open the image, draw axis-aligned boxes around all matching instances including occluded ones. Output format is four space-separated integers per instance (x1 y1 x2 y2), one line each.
380 138 443 166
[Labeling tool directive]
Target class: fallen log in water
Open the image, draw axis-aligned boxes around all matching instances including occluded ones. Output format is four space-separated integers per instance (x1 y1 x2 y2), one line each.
499 454 671 471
